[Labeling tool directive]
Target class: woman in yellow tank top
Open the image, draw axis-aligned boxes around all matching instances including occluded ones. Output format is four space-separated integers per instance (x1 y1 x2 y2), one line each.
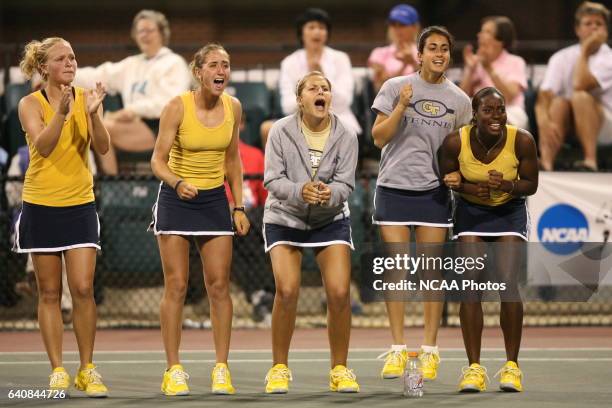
150 43 250 396
15 37 111 396
439 87 538 393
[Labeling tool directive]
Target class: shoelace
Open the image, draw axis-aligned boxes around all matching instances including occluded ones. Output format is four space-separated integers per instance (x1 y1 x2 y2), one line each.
494 365 523 380
460 365 490 383
81 367 103 385
377 349 406 366
331 367 356 382
170 369 189 385
213 366 228 384
420 351 441 366
49 371 68 387
265 367 293 383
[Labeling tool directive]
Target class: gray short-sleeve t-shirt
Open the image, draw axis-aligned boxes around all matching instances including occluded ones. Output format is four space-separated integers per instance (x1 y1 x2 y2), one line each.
372 73 472 191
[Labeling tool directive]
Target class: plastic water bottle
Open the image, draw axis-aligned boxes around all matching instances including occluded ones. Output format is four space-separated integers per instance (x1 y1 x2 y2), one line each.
403 351 423 397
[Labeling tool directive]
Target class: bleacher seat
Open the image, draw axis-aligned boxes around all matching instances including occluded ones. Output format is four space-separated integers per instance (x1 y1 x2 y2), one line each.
357 76 379 161
102 93 123 112
2 82 30 158
97 179 162 282
226 82 270 148
269 87 283 119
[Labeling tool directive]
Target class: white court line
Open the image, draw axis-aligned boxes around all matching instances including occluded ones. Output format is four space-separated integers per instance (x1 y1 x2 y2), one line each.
2 347 612 356
2 357 612 366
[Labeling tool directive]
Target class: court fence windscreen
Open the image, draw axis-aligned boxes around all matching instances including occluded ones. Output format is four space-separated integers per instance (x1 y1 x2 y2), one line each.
1 175 611 330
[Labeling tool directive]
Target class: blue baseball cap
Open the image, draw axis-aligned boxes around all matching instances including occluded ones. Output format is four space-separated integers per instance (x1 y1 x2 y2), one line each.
388 4 420 26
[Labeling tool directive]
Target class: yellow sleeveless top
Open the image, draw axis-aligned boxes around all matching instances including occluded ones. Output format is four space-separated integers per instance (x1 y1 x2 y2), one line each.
458 124 519 206
22 87 94 207
169 91 234 190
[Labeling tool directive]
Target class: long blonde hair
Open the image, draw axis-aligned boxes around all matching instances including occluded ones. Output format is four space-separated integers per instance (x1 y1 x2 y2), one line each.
19 37 68 80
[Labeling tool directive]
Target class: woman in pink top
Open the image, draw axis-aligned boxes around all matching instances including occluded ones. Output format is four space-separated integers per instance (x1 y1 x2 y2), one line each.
368 4 421 93
460 16 529 130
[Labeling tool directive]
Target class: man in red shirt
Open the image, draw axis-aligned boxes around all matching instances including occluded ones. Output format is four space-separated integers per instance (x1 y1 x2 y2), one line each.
225 140 267 208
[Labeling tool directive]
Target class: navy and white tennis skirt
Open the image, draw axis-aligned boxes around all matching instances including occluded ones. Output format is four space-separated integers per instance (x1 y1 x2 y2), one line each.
453 197 529 241
13 201 100 253
263 218 354 252
373 185 452 227
150 183 234 236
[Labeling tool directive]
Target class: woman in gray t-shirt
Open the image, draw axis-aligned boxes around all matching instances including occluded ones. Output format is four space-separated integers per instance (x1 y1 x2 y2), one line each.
371 25 471 381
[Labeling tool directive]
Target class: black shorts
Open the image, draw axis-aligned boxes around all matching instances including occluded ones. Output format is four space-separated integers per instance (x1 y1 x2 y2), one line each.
13 201 100 252
150 183 234 236
263 218 353 253
373 185 452 227
453 197 529 241
143 119 160 137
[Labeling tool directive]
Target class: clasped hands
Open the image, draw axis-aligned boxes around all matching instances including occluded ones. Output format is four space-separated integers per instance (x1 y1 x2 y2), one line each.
302 181 332 206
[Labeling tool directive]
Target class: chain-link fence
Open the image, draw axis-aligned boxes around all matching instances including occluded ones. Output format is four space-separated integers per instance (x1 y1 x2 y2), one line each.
1 175 611 330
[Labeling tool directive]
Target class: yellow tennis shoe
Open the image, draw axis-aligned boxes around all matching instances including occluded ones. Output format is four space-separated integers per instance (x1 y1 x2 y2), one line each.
211 363 235 395
329 365 360 393
496 361 523 392
49 367 70 392
458 363 489 392
419 349 441 380
265 364 292 394
74 363 108 398
161 364 190 396
378 348 408 379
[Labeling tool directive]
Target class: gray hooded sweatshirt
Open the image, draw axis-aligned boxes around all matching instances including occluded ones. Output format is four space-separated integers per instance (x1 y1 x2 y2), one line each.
263 113 358 230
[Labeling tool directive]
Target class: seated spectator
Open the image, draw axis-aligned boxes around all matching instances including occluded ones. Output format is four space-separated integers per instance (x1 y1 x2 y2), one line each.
536 1 612 171
74 9 191 175
260 8 361 146
460 16 529 130
368 4 421 93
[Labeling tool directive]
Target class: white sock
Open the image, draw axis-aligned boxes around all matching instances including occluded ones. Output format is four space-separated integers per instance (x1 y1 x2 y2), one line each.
421 345 439 354
391 344 407 352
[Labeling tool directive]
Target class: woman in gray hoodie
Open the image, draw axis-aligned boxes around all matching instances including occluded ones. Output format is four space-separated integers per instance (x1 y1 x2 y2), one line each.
262 71 359 394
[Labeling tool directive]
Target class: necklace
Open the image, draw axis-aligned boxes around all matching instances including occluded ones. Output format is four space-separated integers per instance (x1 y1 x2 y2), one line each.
473 127 505 156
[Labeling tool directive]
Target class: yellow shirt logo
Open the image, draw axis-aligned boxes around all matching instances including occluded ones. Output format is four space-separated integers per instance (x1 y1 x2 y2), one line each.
422 101 440 116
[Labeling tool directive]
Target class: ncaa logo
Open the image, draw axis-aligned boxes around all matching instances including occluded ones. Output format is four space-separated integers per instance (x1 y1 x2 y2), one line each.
413 99 449 118
537 204 589 255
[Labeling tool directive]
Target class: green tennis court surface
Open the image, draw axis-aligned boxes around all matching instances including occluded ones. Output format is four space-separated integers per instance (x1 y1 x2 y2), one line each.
2 348 611 407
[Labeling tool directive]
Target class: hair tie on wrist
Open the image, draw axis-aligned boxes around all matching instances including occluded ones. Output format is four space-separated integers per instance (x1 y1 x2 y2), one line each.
174 180 184 192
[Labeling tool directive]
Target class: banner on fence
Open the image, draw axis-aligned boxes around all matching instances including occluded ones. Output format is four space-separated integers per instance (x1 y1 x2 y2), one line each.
528 172 612 287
